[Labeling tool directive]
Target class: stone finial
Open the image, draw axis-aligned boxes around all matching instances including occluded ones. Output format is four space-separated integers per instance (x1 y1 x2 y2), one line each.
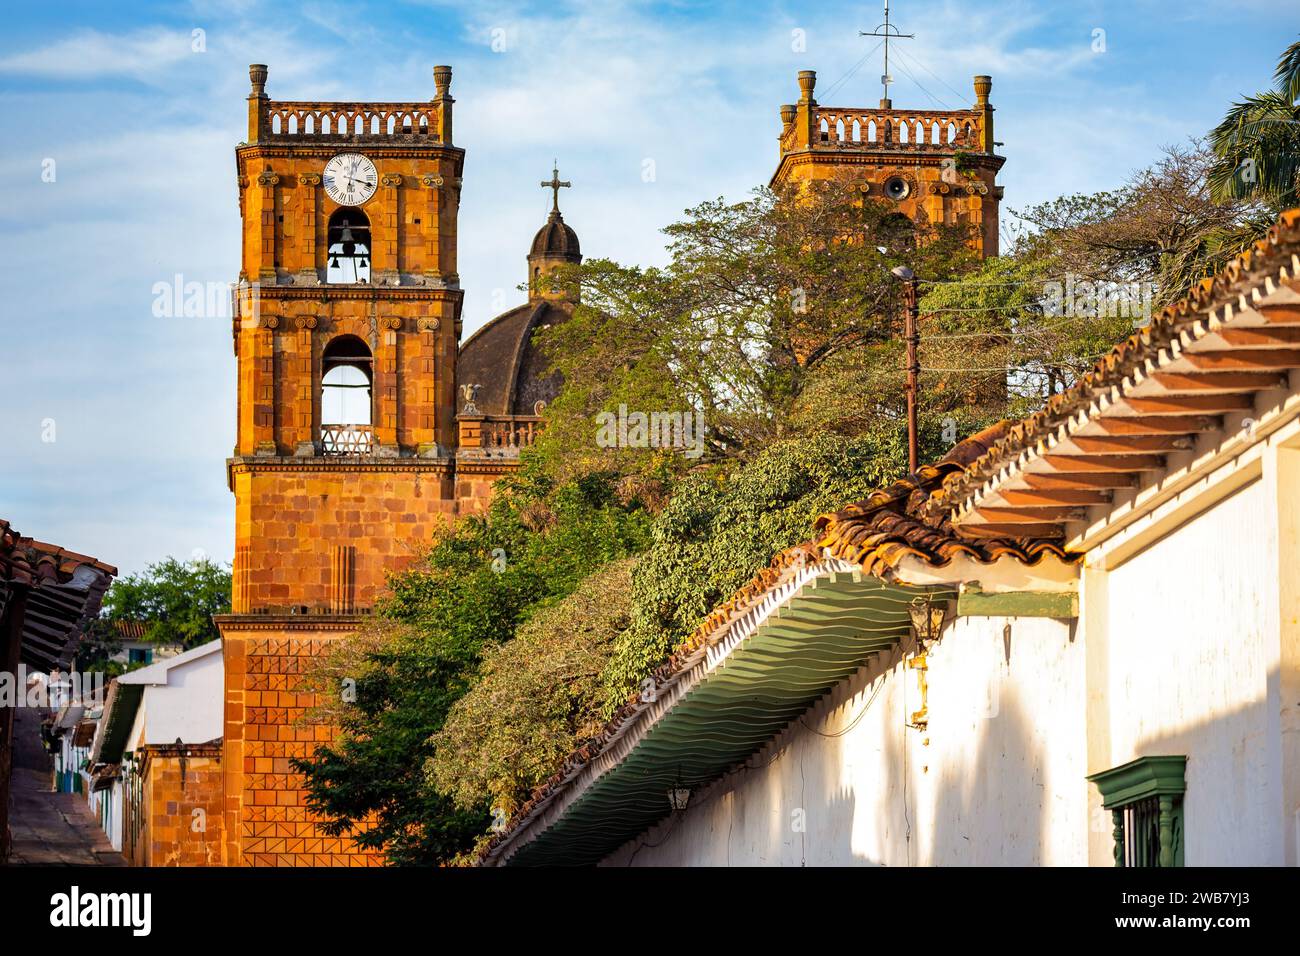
433 64 453 96
797 69 816 103
249 64 268 96
974 74 992 106
433 65 454 142
779 104 797 129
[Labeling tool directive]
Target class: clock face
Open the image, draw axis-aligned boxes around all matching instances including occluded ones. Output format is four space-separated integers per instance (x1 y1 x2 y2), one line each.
323 153 377 206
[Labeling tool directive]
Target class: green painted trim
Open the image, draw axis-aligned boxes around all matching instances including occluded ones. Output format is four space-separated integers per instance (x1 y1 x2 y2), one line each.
1087 755 1187 809
956 588 1077 619
1088 756 1186 867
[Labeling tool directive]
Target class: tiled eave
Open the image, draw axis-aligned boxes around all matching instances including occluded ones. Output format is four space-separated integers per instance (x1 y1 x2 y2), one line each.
942 217 1300 544
482 561 946 866
1 520 117 672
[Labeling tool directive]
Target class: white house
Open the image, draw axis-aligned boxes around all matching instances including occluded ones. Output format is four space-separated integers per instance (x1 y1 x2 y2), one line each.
483 210 1300 867
89 640 225 861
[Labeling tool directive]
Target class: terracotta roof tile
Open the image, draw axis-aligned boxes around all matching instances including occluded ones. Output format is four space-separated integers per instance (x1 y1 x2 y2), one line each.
1 518 117 671
0 519 117 587
814 423 1077 575
928 208 1300 521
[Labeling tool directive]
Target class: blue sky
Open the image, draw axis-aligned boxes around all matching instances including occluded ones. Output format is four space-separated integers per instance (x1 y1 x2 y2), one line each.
0 0 1296 576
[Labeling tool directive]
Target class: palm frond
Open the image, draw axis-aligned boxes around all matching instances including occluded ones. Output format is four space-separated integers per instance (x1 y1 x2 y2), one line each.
1274 37 1300 103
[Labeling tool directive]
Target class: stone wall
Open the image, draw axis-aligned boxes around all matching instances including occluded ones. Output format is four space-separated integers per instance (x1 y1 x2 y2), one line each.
135 746 225 867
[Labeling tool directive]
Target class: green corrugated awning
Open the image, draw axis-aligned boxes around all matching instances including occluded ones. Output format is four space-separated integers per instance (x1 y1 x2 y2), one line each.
93 682 143 765
500 570 951 866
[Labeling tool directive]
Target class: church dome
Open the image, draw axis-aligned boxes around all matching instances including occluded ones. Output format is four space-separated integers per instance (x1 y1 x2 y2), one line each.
456 299 572 417
529 210 581 262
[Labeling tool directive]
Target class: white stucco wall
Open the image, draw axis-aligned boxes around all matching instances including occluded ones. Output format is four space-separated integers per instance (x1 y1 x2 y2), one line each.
603 614 1084 866
1093 476 1283 865
597 423 1300 868
141 649 224 745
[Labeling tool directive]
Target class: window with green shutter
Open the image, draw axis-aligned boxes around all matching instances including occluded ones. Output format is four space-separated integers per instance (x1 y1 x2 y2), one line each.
1087 755 1186 867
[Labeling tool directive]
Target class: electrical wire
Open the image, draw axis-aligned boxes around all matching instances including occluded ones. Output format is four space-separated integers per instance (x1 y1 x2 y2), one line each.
894 45 970 105
820 39 885 102
890 54 950 111
799 668 889 738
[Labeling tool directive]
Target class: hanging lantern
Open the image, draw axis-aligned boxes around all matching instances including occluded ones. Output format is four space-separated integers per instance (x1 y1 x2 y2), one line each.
667 785 692 812
908 594 948 646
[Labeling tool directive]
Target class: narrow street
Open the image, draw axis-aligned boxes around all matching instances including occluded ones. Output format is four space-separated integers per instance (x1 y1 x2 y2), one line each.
5 706 125 866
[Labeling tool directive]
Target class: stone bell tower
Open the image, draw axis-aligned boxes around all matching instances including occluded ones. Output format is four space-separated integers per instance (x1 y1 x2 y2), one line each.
772 70 1004 257
215 64 466 867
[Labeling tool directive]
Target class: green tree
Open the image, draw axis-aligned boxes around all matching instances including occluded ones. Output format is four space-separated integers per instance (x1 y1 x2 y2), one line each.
430 558 636 824
1210 36 1300 209
1013 141 1270 312
81 557 231 667
600 431 913 714
528 181 978 483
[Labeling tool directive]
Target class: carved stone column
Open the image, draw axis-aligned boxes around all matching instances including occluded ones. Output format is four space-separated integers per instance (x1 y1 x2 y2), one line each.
297 173 321 281
421 173 444 281
415 316 441 455
374 315 401 453
252 314 279 455
378 172 402 283
290 314 319 456
256 170 280 283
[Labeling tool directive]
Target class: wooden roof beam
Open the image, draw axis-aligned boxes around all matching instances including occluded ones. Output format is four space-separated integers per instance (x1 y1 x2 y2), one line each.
1091 415 1218 435
997 488 1113 507
954 522 1065 540
1214 327 1300 348
972 506 1089 523
1148 371 1287 394
1040 453 1164 473
1118 394 1254 415
1066 434 1194 455
1256 304 1300 324
1180 350 1300 371
1020 472 1137 491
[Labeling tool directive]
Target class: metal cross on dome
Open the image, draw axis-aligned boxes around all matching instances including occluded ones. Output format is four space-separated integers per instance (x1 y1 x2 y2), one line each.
540 161 571 213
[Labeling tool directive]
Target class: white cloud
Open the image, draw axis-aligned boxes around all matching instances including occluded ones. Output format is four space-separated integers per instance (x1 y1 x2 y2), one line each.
0 27 199 82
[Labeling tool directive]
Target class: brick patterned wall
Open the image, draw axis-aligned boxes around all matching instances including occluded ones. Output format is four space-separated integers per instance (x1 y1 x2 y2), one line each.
218 624 384 867
231 465 459 613
137 749 225 867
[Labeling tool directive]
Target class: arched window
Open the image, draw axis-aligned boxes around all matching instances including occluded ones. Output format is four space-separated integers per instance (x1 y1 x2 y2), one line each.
326 208 371 284
320 335 373 455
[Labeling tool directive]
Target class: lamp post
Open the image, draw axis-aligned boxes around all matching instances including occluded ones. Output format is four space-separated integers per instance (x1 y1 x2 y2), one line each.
891 265 921 474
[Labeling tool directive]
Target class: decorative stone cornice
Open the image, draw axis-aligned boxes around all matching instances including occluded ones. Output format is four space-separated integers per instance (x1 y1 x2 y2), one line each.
214 612 370 633
236 144 465 164
241 286 463 302
227 456 454 475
